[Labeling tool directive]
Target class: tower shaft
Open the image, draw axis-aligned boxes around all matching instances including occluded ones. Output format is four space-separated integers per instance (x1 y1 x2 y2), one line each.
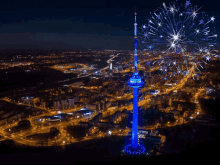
123 10 145 155
132 87 138 149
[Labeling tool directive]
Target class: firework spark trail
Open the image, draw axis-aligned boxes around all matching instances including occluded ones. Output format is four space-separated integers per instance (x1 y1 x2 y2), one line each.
138 0 218 76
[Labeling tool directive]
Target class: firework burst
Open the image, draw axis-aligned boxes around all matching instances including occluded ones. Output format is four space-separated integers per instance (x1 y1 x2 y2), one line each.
139 0 218 76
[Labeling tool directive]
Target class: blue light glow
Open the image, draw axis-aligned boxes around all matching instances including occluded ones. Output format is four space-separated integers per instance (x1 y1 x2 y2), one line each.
124 143 146 155
132 88 138 148
123 10 146 155
127 72 144 88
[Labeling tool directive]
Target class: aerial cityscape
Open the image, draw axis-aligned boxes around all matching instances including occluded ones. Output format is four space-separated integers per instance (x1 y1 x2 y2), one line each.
0 0 220 163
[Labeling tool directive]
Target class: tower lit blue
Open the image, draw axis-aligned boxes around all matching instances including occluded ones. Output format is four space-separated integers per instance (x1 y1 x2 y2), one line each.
123 10 145 155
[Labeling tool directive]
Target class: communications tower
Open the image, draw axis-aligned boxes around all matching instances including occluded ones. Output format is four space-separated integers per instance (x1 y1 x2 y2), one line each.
123 10 145 155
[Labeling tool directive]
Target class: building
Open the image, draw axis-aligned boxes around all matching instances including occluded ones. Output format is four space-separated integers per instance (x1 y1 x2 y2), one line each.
70 82 85 88
21 97 31 105
98 121 118 128
111 111 121 122
45 116 61 122
73 109 94 119
40 101 46 108
53 101 60 110
98 102 105 111
183 111 189 118
127 129 151 139
170 110 180 119
68 98 74 108
61 100 68 109
86 103 96 110
79 122 90 128
105 101 111 108
89 113 103 125
74 96 79 102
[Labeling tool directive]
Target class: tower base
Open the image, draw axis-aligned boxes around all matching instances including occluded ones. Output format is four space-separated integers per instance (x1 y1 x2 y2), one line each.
122 143 146 156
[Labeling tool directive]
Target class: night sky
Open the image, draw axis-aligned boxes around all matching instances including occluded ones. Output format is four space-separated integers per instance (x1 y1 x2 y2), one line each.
0 0 219 50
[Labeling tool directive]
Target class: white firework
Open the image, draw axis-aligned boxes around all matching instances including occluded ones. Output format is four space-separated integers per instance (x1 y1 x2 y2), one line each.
139 0 218 76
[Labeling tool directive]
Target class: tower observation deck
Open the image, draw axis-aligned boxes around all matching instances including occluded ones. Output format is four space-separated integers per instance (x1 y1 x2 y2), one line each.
123 10 146 155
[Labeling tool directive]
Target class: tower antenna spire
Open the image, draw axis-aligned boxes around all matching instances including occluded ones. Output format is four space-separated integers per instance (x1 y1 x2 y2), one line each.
134 7 137 71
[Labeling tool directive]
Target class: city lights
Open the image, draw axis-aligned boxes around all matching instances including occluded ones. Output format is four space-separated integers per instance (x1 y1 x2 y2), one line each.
0 1 219 161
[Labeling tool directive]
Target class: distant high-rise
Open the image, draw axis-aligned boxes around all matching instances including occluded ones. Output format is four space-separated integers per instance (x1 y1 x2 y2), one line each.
68 98 74 108
53 100 60 110
61 100 68 109
110 62 112 70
